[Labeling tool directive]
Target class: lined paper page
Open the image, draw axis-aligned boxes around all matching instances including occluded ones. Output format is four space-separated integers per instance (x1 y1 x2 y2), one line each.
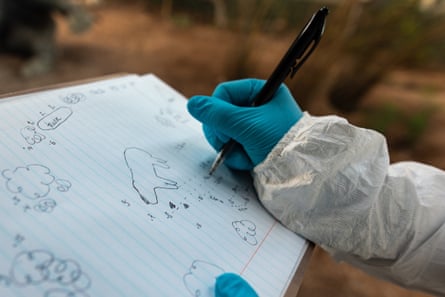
0 74 308 297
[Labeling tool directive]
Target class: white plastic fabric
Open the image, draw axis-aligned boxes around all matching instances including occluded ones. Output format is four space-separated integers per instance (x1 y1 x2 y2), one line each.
253 113 445 296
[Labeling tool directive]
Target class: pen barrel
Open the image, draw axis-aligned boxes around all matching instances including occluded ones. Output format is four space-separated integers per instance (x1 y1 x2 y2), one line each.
251 69 291 107
251 7 328 108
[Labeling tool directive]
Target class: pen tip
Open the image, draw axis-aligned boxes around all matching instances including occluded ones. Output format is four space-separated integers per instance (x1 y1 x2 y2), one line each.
208 151 224 176
208 168 215 176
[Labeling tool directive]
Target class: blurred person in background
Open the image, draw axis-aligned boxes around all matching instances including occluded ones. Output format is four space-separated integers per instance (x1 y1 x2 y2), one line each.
0 0 92 77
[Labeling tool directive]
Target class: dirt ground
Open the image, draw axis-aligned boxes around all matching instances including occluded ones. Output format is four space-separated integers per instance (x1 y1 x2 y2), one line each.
1 3 444 297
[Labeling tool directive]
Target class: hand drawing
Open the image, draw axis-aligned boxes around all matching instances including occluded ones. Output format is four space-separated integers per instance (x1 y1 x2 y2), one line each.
183 260 224 297
19 92 90 147
89 88 105 95
34 199 57 213
232 220 258 246
2 164 55 199
174 142 186 151
108 83 131 92
21 125 46 145
153 81 177 104
10 249 54 286
37 107 73 131
155 113 174 128
60 93 86 105
155 107 190 128
4 249 91 296
44 288 89 297
186 175 250 212
54 179 72 192
227 185 250 211
2 164 71 213
124 147 178 205
0 274 11 287
122 148 254 224
13 234 25 248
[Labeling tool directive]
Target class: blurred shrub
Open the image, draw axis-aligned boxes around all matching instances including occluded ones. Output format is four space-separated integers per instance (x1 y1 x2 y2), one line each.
129 0 445 116
139 0 318 29
160 0 445 115
324 0 445 112
361 103 436 148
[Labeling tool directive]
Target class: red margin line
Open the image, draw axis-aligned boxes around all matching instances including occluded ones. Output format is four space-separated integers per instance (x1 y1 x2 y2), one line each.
240 221 278 275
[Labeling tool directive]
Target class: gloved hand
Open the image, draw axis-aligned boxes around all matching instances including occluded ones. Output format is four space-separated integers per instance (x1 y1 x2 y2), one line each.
187 79 303 170
215 273 258 297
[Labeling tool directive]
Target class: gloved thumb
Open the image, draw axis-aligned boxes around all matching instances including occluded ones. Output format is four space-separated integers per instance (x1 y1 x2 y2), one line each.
215 273 258 297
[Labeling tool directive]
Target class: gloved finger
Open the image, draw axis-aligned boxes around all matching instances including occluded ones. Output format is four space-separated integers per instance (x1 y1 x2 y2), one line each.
203 126 254 170
203 124 230 151
187 95 252 137
223 144 254 171
215 273 258 297
212 79 266 107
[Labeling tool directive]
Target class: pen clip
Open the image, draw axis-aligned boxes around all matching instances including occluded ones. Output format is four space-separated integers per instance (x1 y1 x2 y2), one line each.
289 39 318 78
289 7 328 79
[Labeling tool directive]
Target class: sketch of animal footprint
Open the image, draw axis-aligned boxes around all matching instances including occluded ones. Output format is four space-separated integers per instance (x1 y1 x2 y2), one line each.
21 125 46 145
1 164 71 212
183 260 224 297
232 220 258 246
0 249 91 297
155 107 189 128
2 164 71 199
124 147 178 205
60 92 86 104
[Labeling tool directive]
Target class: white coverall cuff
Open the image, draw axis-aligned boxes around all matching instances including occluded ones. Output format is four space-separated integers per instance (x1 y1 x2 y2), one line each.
252 112 390 257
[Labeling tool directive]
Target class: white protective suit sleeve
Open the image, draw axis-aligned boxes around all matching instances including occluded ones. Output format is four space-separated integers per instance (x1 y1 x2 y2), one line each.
253 112 445 296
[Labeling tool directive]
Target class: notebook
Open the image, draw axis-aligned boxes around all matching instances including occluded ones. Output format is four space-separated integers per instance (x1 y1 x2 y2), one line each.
0 74 309 297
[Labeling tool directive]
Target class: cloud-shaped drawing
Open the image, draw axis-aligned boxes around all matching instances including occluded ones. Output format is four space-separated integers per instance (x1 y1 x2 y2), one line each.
10 250 54 286
183 260 224 297
61 93 86 105
9 250 91 294
2 164 55 199
34 199 57 213
54 179 72 192
21 125 46 145
232 220 257 246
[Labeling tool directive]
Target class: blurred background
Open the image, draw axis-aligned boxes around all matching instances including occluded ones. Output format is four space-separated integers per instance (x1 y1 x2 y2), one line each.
0 0 444 296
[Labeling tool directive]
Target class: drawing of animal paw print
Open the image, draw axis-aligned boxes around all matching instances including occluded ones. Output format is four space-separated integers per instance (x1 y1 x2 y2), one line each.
0 249 91 297
232 220 258 246
60 93 86 105
1 164 72 213
183 260 224 297
21 126 46 145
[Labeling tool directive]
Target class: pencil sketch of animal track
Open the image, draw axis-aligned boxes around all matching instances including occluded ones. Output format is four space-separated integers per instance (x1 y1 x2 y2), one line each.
233 220 258 246
183 260 224 297
155 107 190 128
60 92 86 105
2 164 71 213
21 125 46 145
124 147 178 205
0 249 91 297
2 164 71 199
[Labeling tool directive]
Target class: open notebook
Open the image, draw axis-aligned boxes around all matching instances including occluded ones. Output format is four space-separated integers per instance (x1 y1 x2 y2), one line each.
0 74 309 297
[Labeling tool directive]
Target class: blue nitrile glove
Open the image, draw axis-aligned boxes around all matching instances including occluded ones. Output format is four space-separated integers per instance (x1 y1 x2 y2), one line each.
215 273 259 297
187 79 303 170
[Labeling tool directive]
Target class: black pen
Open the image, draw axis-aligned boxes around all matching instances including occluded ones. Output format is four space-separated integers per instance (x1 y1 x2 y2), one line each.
209 7 329 175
